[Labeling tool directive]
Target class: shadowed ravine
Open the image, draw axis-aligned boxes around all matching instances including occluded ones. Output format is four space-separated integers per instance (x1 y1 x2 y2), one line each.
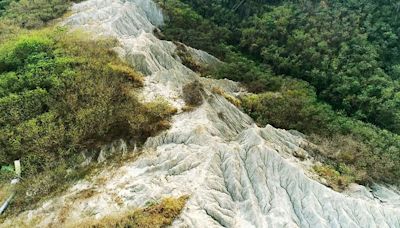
2 0 400 227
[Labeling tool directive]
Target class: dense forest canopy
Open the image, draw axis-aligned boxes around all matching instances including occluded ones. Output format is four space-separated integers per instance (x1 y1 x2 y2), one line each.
164 0 400 133
158 0 400 186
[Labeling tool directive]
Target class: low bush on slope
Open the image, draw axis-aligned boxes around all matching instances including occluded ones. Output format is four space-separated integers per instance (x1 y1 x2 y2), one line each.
157 0 400 187
73 196 188 228
182 80 204 107
0 28 176 215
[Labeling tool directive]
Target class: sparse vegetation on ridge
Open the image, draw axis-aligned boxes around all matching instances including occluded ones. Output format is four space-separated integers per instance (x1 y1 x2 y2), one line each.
212 86 241 107
71 196 188 228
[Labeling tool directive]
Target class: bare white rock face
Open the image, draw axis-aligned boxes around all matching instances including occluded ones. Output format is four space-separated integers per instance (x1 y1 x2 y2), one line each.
2 0 400 227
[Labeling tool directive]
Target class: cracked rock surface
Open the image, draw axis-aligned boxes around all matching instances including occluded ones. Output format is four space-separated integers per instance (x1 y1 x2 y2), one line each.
2 0 400 227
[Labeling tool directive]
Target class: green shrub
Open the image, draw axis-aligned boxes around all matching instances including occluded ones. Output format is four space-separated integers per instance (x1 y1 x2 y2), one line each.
240 82 332 134
0 89 49 126
138 99 178 138
313 164 354 192
0 0 13 16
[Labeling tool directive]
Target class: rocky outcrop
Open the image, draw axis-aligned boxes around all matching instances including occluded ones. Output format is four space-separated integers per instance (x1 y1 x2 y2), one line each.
2 0 399 227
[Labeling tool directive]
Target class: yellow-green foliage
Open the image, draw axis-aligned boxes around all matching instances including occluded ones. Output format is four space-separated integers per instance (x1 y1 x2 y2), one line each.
212 86 241 107
313 164 354 192
74 196 189 228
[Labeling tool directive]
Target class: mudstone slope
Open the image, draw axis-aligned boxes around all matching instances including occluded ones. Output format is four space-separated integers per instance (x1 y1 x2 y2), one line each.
2 0 400 227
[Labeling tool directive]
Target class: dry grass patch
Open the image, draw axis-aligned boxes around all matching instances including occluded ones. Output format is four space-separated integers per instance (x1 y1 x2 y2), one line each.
303 134 370 191
212 86 241 107
73 195 189 228
107 63 144 87
111 193 124 206
306 135 369 185
72 188 98 201
181 105 196 112
0 184 13 204
182 80 204 107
